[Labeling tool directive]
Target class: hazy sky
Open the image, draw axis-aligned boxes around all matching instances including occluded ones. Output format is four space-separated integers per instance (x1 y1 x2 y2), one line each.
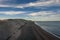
0 0 60 21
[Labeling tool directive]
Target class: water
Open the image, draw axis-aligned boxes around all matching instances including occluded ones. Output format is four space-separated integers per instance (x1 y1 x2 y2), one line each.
35 21 60 38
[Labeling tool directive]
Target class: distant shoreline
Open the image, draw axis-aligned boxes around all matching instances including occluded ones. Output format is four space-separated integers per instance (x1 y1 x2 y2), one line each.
35 22 60 39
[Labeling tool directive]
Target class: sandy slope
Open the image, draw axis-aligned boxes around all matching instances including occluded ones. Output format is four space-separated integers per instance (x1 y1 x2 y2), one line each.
0 19 60 40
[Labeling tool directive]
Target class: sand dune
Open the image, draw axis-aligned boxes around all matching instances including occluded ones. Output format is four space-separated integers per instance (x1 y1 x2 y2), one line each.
0 19 60 40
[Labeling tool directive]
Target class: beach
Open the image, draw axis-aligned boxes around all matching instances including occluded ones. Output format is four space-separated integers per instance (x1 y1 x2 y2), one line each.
0 19 60 40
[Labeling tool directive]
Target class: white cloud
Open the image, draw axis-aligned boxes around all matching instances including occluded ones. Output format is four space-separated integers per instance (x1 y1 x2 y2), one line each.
13 0 60 8
0 11 26 15
27 11 60 21
40 14 60 21
0 4 12 7
29 14 60 21
28 11 54 16
0 0 60 8
14 0 55 8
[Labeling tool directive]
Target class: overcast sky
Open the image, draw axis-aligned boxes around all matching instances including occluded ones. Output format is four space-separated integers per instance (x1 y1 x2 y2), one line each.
0 0 60 21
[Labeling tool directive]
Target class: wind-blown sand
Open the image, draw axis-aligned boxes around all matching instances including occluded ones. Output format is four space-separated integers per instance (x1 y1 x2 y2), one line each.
0 19 60 40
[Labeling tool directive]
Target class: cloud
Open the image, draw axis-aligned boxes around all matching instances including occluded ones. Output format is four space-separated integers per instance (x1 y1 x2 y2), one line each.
16 0 60 8
0 0 60 8
14 0 55 8
0 0 60 21
0 11 26 15
27 11 60 21
0 0 15 4
40 14 60 21
0 0 9 4
0 4 12 7
28 11 54 16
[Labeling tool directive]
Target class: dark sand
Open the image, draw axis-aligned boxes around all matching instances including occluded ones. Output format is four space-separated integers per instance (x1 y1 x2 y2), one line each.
0 19 60 40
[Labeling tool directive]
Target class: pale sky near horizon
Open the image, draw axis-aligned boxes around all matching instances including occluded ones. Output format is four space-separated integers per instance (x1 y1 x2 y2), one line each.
0 0 60 21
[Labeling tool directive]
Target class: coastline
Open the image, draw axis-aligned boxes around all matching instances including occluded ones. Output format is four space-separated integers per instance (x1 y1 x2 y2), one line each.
35 22 60 39
0 19 60 40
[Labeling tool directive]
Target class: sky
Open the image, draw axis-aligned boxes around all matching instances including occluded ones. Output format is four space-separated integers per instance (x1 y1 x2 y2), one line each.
0 0 60 21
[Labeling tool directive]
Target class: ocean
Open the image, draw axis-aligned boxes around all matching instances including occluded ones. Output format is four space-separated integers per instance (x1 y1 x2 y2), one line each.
35 21 60 38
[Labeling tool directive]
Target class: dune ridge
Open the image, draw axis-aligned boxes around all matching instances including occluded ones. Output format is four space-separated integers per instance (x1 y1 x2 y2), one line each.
0 19 60 40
